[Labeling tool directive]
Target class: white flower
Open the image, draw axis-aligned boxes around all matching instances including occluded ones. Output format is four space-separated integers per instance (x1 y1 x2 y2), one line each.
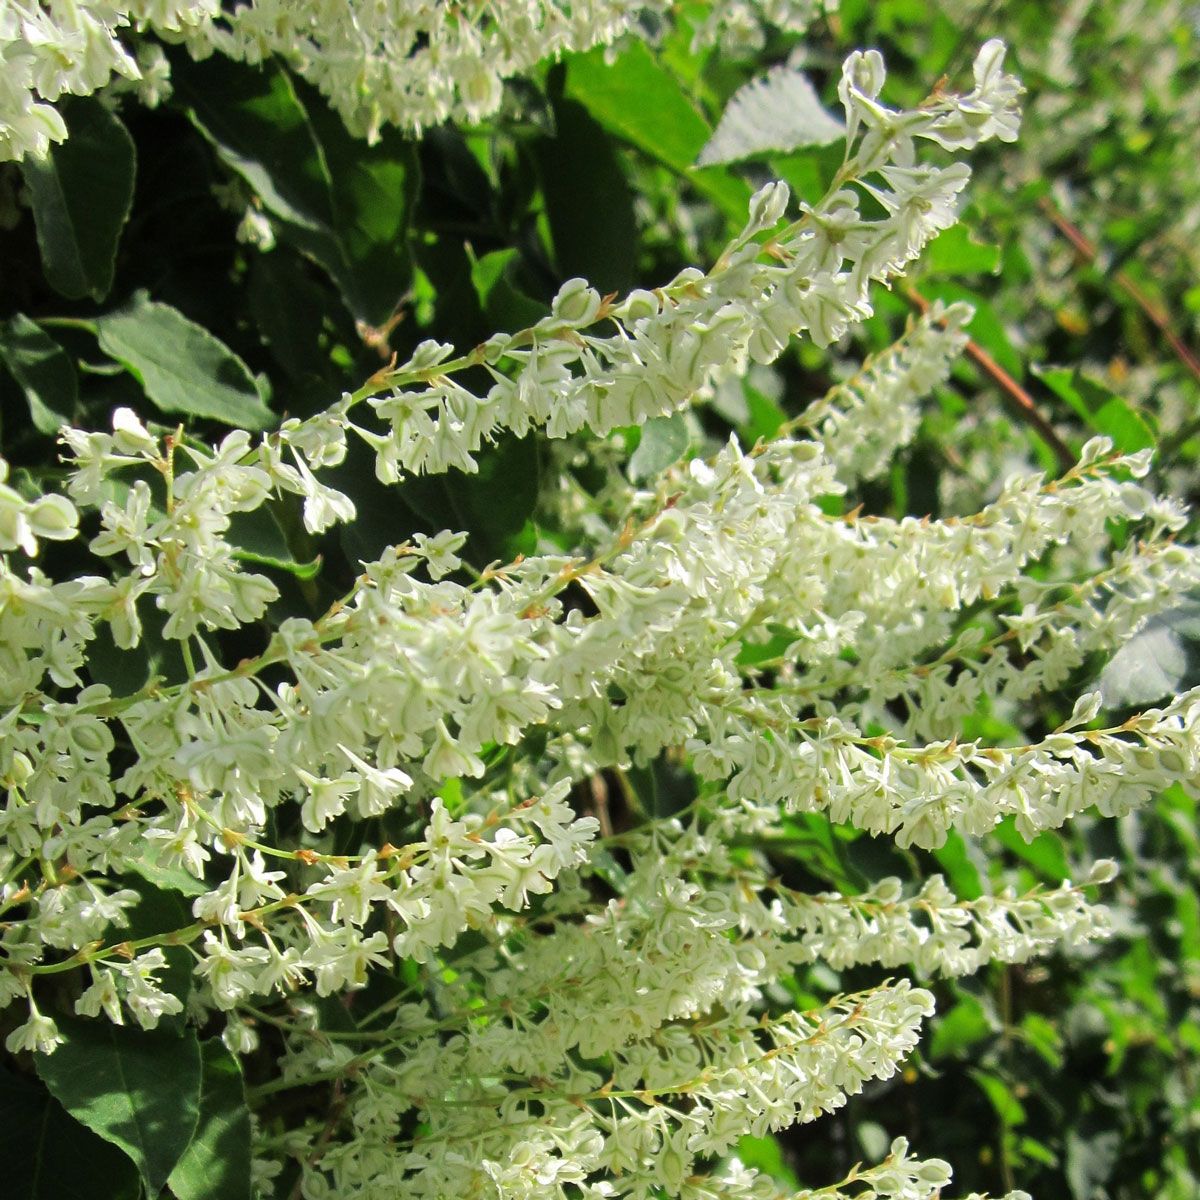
411 530 468 580
5 1009 63 1054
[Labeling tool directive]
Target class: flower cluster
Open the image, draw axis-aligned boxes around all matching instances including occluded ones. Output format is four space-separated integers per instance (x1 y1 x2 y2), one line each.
0 37 1185 1200
209 0 833 140
338 41 1019 489
0 0 216 160
0 0 831 161
788 300 973 483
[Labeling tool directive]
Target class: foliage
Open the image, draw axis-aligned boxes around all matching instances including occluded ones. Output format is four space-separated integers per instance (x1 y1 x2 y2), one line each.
1 4 1198 1200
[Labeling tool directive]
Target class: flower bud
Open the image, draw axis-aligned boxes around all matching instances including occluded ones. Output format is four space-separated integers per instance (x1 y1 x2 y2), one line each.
552 278 602 325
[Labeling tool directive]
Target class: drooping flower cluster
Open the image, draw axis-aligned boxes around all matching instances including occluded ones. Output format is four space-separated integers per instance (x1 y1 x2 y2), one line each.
0 0 833 161
788 300 973 483
0 0 217 160
0 38 1183 1200
343 40 1019 487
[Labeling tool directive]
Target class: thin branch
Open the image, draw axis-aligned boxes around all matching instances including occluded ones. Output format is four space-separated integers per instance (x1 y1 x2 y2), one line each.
1039 196 1200 387
905 286 1076 472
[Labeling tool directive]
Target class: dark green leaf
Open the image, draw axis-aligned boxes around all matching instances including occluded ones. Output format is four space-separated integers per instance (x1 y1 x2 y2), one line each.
167 1041 252 1200
564 42 751 220
173 55 416 326
298 81 419 326
534 97 637 295
930 995 994 1057
771 813 864 893
228 506 322 579
119 876 197 1017
0 315 78 433
36 1018 202 1194
0 1067 141 1200
247 249 345 385
446 435 540 562
469 249 548 332
96 293 274 429
20 97 135 301
85 604 166 695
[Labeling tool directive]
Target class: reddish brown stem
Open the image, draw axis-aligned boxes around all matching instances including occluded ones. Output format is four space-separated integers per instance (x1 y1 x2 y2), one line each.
905 286 1076 472
1039 197 1200 387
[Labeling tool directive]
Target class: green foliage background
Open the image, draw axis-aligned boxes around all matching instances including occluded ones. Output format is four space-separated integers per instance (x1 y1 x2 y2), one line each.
1 3 1198 1198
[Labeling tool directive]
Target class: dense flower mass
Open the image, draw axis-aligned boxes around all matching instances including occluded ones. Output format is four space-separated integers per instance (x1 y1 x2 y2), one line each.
0 29 1189 1200
0 0 832 160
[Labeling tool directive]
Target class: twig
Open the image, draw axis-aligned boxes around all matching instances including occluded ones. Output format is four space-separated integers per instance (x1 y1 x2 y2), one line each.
1039 196 1200 387
905 286 1076 471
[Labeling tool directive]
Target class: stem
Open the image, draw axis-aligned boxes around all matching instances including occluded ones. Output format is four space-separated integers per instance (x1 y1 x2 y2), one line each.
36 316 98 333
1039 196 1200 387
905 285 1076 472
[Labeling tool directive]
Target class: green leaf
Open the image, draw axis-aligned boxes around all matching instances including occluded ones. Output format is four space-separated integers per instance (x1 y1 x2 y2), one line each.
565 42 704 169
167 1041 252 1200
735 1135 798 1187
992 818 1069 881
1033 365 1155 453
469 249 548 333
172 54 416 326
126 855 208 898
969 1067 1027 1125
768 146 842 206
36 1019 202 1194
564 42 751 221
1018 1135 1058 1167
446 435 541 562
930 995 995 1058
740 384 787 445
628 413 690 482
1019 1012 1064 1069
932 830 985 900
20 97 135 301
0 1067 141 1200
96 293 274 429
922 224 1002 277
0 315 78 433
534 96 638 295
227 506 322 580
